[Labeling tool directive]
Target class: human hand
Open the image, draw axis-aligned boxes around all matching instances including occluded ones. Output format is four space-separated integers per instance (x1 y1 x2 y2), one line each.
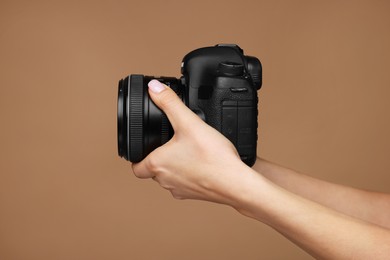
132 80 246 205
132 81 390 260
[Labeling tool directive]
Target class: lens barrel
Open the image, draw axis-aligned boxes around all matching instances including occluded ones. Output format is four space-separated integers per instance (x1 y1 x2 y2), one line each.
117 75 185 162
117 77 127 159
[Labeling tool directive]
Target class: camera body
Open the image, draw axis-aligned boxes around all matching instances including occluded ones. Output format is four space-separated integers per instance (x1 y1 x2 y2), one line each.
181 44 262 166
117 44 262 167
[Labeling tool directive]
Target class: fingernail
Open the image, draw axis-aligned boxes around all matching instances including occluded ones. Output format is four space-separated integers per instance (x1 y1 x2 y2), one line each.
148 80 165 94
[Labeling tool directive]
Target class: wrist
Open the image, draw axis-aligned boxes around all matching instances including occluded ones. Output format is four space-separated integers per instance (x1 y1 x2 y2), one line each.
209 161 268 214
223 165 277 223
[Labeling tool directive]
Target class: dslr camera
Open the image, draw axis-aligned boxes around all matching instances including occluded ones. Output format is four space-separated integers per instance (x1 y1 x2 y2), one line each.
117 44 262 166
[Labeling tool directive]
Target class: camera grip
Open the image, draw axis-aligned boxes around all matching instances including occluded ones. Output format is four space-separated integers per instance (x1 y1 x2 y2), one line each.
222 100 257 166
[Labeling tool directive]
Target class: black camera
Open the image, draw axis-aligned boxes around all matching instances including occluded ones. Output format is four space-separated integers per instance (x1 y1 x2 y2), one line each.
117 44 262 166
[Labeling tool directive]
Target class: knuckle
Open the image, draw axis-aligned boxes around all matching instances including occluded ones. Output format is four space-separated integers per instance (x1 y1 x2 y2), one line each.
160 182 172 190
171 192 184 200
132 166 144 179
145 155 160 173
133 170 143 179
131 164 142 178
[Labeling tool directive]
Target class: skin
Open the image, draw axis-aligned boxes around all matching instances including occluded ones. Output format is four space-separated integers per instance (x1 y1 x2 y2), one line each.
132 80 390 259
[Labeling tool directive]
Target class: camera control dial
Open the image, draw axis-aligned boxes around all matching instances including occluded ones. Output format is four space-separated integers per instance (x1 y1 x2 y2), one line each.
218 62 244 76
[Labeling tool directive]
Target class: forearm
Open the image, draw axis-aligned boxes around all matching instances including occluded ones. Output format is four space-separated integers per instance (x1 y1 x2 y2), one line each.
254 157 390 229
228 166 390 259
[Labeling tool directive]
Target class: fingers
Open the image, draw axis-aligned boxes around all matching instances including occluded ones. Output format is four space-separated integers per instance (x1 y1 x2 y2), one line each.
132 79 201 179
131 146 167 179
148 80 201 131
133 79 207 179
131 153 160 179
131 160 153 179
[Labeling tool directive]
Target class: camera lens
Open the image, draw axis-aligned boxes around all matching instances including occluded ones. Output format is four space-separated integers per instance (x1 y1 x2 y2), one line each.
117 75 185 163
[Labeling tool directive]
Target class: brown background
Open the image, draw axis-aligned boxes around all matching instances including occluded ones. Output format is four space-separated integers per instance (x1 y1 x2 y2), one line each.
1 0 389 259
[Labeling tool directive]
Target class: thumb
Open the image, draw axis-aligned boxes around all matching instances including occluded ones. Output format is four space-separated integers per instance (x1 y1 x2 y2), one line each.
148 79 200 130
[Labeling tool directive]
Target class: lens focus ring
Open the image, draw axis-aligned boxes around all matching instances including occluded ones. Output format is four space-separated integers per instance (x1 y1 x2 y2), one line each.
128 75 144 162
